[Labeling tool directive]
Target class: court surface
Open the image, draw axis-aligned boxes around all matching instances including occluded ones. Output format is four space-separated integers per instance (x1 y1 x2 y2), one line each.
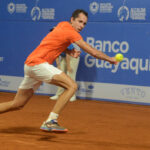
0 92 150 150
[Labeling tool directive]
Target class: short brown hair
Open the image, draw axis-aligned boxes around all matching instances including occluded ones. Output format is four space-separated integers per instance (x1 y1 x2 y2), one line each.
71 9 88 19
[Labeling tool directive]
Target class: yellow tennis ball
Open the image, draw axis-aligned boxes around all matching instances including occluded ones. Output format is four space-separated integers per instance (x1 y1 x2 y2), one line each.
115 53 124 62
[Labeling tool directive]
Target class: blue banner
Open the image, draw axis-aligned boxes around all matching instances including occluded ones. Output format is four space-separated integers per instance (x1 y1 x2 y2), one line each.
1 0 150 104
0 0 149 22
78 22 150 87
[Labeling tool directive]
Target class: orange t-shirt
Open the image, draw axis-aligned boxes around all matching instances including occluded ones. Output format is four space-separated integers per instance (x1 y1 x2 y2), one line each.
25 21 82 66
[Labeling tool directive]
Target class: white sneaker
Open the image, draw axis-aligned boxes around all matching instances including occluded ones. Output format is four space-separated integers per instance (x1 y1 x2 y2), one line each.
70 97 76 102
50 95 59 100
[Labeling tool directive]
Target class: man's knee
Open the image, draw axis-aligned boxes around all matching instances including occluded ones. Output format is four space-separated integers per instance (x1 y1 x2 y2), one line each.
69 81 78 92
11 102 25 111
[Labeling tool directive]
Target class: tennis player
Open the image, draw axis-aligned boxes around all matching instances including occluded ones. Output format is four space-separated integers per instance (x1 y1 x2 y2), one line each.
0 9 117 132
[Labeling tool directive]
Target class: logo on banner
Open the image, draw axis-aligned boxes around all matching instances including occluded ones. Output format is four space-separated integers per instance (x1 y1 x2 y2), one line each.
7 2 15 14
0 78 10 87
130 8 146 20
31 7 55 21
99 3 113 13
89 2 113 14
7 2 27 14
120 87 146 99
89 2 99 14
78 84 94 94
118 6 129 21
0 57 4 62
31 6 41 21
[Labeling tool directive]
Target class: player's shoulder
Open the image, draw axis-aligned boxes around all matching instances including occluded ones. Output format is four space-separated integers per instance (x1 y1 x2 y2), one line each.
57 21 70 27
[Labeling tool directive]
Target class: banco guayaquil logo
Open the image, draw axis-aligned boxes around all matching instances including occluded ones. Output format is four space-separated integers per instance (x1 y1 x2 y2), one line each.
7 2 15 14
89 2 99 14
31 6 41 21
118 6 129 21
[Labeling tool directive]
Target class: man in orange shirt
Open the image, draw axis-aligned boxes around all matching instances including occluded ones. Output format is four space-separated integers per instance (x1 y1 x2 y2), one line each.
0 9 117 132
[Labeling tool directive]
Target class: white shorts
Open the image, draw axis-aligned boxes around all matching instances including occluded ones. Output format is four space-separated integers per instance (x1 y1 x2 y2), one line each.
19 62 62 90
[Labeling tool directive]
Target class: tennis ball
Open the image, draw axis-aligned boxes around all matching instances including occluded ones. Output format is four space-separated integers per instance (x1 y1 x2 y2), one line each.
115 53 124 62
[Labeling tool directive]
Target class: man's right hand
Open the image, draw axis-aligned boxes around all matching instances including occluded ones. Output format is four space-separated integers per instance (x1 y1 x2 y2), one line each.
109 57 118 65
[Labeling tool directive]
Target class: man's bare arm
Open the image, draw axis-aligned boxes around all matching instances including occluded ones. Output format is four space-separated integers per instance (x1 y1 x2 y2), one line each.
75 39 117 64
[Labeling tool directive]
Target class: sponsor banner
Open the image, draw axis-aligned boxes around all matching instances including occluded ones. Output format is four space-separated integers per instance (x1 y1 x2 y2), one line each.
1 21 150 85
1 21 150 103
77 81 150 103
0 0 56 22
0 0 150 22
35 83 57 94
1 75 150 104
0 21 56 76
0 75 57 94
77 22 150 86
0 75 22 91
88 0 149 22
1 0 150 104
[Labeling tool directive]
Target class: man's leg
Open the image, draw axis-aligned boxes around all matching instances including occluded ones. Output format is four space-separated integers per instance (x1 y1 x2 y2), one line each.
0 64 42 114
50 72 77 114
41 72 77 132
55 57 67 97
67 56 80 101
50 57 66 100
0 88 34 114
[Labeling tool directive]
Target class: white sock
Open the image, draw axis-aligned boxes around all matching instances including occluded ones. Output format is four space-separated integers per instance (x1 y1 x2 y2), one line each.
46 112 59 122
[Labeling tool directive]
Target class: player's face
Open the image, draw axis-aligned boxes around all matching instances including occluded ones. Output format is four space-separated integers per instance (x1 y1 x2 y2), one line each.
70 13 88 32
